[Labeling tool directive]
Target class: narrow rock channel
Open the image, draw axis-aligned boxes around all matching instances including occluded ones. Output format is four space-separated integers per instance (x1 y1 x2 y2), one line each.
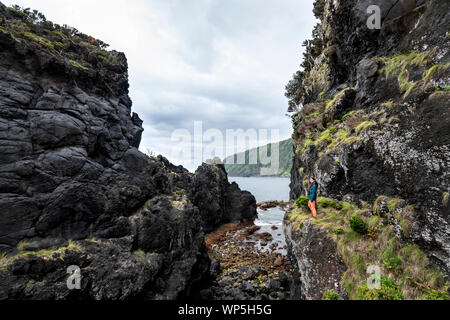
198 177 296 300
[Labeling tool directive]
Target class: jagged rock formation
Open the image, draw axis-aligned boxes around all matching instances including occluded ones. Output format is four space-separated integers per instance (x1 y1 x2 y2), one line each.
285 0 450 287
0 3 256 300
0 195 210 300
190 163 257 233
283 218 347 300
284 197 449 300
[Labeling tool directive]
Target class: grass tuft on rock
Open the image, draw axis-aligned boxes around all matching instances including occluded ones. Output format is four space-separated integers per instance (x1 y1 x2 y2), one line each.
355 120 376 135
325 88 352 111
0 239 83 271
70 59 89 71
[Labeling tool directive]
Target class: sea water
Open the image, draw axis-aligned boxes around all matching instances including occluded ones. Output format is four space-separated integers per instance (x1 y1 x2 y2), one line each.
229 177 290 254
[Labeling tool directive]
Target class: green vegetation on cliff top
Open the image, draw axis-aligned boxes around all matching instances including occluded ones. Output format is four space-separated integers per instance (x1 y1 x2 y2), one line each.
224 139 293 177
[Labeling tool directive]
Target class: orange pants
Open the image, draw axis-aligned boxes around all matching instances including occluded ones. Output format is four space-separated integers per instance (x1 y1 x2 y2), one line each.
308 200 317 218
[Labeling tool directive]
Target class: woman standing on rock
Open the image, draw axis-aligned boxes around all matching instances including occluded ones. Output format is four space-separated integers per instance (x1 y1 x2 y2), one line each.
308 178 318 219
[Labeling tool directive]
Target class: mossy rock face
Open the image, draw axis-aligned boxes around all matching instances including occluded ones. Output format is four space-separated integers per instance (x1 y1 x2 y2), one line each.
350 216 368 235
373 196 414 241
0 3 127 96
325 88 356 119
283 194 449 300
287 0 450 278
0 237 173 300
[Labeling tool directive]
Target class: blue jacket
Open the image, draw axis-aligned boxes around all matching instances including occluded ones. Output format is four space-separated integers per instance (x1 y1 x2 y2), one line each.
309 183 318 202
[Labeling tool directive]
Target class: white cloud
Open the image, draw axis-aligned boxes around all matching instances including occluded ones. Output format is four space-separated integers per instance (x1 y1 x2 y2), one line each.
5 0 316 171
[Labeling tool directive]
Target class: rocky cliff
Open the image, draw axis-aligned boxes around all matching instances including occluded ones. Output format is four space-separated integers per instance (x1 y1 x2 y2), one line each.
0 3 256 299
284 0 449 299
190 163 257 233
284 197 449 300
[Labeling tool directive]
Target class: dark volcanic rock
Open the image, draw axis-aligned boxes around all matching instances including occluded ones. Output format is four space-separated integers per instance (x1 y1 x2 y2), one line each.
0 230 207 300
210 260 221 277
0 3 257 300
0 15 157 245
265 278 281 291
189 163 257 233
241 281 255 294
240 265 256 280
283 220 347 300
288 0 450 277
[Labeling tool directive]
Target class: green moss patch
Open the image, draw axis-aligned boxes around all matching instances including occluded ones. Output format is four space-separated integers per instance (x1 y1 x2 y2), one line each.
0 240 83 271
358 275 404 300
377 51 433 97
323 289 343 300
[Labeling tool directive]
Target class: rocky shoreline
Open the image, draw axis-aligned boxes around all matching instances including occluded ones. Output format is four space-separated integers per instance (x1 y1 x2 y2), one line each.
201 215 294 300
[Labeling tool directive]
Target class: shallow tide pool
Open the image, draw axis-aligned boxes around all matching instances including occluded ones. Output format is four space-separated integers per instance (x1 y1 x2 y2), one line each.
229 177 290 254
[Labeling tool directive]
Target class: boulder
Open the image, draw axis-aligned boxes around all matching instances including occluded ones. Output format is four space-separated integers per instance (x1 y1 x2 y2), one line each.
288 0 450 278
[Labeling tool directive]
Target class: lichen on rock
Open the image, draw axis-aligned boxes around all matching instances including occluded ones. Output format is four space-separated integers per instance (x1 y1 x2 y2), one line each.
285 0 450 299
0 2 257 300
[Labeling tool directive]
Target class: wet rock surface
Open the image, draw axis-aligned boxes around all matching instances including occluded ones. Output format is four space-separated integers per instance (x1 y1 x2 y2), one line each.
257 201 286 211
203 221 294 300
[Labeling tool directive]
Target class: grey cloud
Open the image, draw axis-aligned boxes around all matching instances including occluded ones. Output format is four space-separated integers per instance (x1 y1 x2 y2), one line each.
8 0 315 169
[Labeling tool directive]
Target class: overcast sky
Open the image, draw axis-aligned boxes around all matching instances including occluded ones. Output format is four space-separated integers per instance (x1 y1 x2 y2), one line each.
6 0 316 171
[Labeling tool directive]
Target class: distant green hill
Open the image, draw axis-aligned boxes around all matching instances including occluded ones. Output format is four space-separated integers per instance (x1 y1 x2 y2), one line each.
224 139 293 177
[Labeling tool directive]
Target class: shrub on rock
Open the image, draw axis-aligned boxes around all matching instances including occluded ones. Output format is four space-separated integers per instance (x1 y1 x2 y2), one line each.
295 196 309 208
320 198 337 208
350 216 368 235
